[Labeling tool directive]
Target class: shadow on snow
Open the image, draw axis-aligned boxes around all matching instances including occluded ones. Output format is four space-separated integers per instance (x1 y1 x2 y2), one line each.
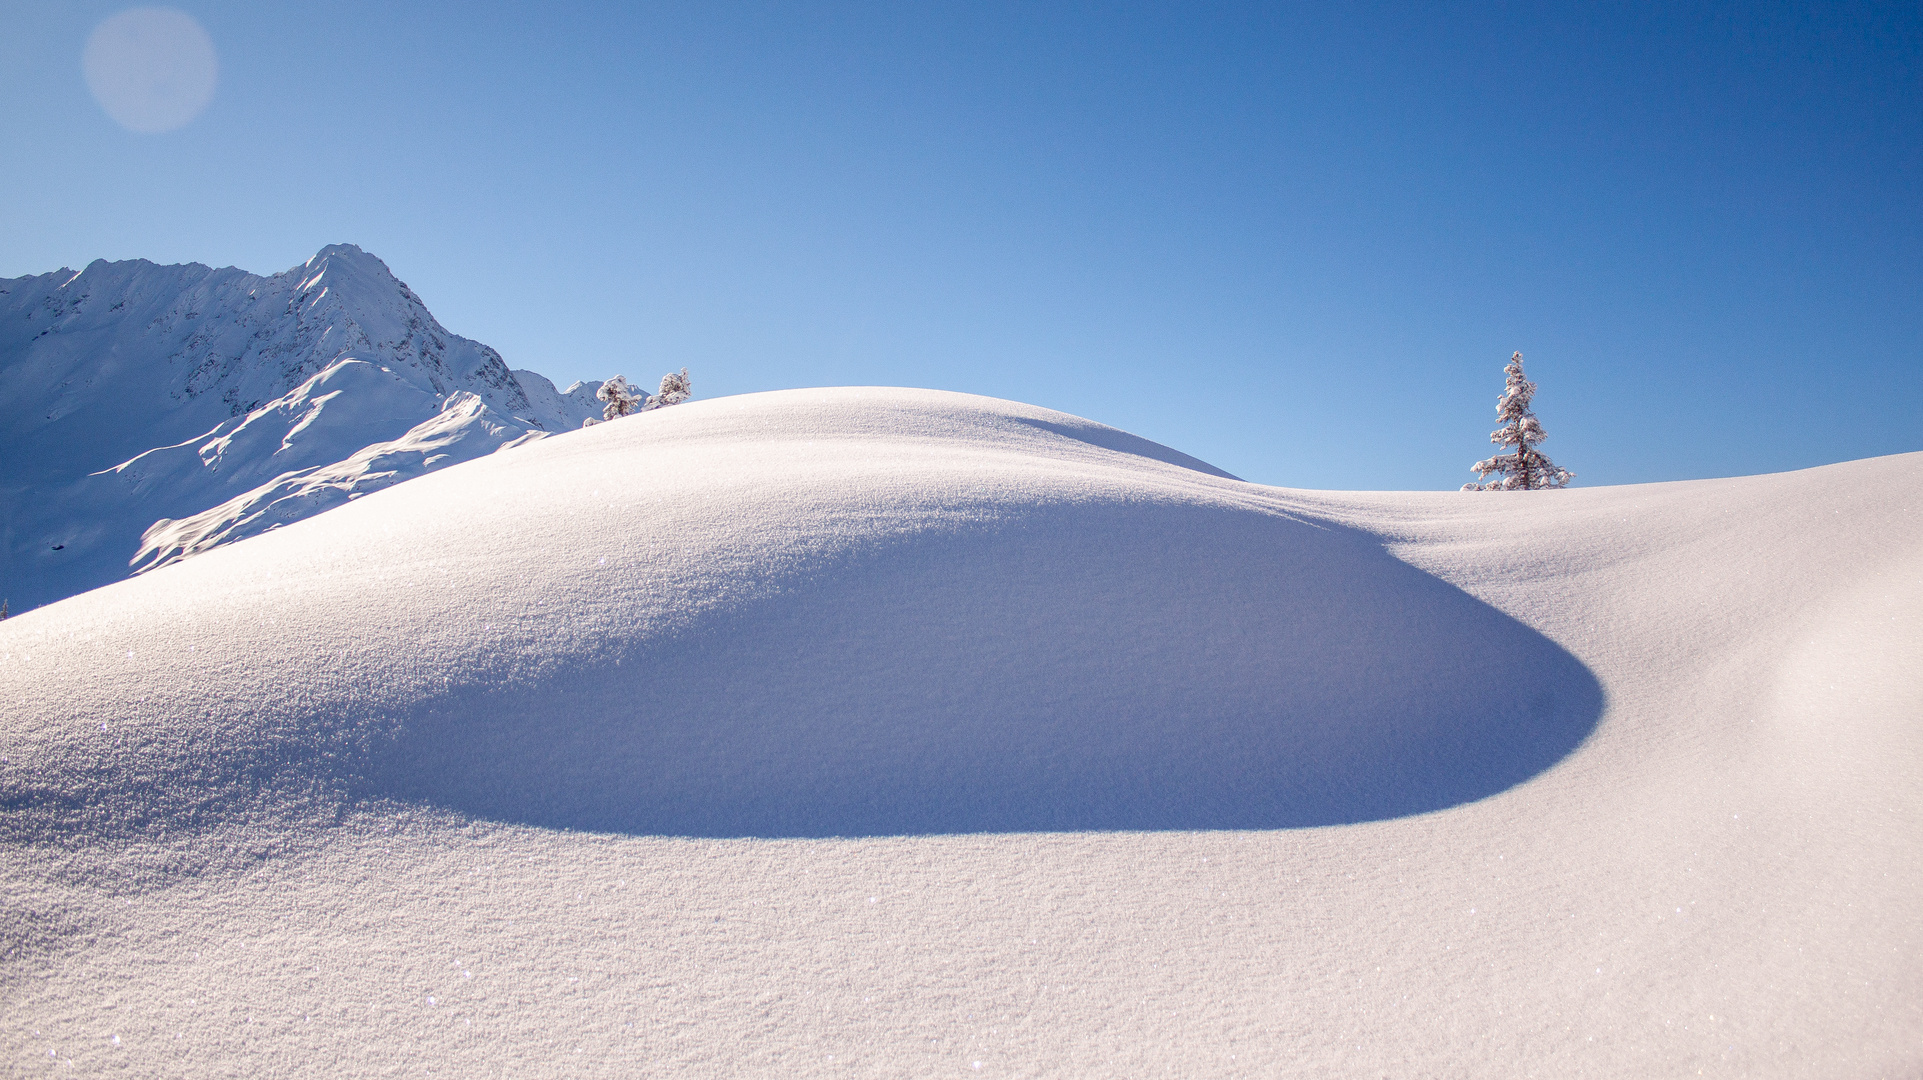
375 501 1603 837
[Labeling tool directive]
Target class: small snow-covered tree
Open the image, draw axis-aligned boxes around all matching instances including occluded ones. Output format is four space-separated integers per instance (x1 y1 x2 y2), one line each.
643 368 691 410
1463 351 1573 491
595 375 643 421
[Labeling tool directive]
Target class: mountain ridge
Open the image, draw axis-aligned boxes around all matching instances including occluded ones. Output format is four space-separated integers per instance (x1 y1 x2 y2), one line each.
1 244 612 611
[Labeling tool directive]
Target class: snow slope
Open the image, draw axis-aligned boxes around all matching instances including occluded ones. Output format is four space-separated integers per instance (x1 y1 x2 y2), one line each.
1 388 1917 1077
128 385 550 574
0 245 606 612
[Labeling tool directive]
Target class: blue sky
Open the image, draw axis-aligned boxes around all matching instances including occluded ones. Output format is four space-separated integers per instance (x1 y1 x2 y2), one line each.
4 1 1917 489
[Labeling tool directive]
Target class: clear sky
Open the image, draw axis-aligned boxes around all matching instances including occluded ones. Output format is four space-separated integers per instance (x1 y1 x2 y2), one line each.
4 1 1917 489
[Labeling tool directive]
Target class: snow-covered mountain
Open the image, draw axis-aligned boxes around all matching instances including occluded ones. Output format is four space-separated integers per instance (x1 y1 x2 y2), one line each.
0 244 609 612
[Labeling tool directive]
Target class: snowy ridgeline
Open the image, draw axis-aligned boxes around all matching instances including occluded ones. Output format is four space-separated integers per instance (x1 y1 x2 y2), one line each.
0 244 628 611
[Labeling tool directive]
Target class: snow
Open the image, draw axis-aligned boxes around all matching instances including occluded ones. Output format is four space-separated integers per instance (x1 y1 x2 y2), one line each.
1 386 1918 1077
131 387 547 573
0 245 610 612
512 367 606 431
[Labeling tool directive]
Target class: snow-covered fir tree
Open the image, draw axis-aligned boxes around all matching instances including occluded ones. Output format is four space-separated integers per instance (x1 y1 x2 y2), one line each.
1463 351 1573 491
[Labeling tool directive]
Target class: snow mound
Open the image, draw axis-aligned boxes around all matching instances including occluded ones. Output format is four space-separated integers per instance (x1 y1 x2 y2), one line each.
0 387 1599 841
3 389 1919 1077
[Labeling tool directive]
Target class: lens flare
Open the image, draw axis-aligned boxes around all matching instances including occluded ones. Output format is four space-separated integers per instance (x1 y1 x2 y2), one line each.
83 7 218 134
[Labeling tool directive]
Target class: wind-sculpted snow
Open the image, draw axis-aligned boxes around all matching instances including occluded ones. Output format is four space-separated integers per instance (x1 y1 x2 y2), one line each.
380 503 1601 836
0 388 1598 845
0 246 612 611
3 388 1923 1076
1 391 1919 1077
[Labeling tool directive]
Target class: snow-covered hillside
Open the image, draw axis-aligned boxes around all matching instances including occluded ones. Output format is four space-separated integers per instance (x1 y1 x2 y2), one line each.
1 388 1917 1077
0 245 607 611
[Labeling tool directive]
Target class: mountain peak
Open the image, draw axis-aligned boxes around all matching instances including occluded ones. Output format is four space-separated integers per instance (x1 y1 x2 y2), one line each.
1 244 617 611
297 243 403 295
309 242 377 265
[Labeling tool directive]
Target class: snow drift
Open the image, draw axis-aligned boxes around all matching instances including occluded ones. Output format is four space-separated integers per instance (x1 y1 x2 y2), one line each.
1 388 1916 1078
0 388 1603 840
